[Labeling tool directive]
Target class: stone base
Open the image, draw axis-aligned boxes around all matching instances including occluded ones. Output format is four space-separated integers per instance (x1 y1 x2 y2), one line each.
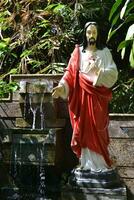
61 185 127 200
61 169 127 200
69 168 122 188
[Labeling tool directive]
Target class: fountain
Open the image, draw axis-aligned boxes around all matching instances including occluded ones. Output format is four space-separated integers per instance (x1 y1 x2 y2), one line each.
15 80 61 199
0 75 66 200
19 80 53 130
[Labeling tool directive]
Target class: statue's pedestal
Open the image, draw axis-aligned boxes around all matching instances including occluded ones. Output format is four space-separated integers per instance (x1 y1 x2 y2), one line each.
61 169 127 200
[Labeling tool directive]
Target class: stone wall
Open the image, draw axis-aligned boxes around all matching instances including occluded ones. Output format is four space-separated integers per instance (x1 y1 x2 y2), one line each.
109 114 134 199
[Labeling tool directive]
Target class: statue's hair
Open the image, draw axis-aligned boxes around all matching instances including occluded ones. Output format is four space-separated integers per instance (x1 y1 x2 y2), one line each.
81 21 106 52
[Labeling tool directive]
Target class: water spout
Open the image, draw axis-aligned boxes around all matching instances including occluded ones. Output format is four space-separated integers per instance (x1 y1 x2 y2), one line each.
40 94 45 130
29 93 40 130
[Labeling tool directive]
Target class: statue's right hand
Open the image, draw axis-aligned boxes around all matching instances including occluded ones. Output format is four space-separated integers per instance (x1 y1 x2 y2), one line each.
52 85 65 98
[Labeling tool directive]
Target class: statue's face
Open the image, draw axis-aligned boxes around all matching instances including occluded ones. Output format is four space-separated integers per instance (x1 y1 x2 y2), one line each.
86 24 98 45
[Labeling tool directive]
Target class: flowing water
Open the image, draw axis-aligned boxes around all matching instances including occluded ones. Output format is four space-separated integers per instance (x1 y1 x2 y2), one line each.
1 82 61 199
5 128 60 200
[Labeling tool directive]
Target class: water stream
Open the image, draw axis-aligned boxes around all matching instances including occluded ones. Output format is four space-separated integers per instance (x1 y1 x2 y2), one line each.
29 93 40 130
40 94 45 130
36 146 46 199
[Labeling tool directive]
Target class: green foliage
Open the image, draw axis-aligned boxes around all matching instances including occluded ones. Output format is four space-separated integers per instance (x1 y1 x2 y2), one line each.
0 1 76 75
108 0 134 67
108 0 134 113
0 0 114 76
0 80 19 98
110 70 134 113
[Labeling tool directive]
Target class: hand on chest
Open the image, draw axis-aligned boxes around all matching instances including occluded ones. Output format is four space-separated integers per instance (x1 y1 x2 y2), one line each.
81 52 102 72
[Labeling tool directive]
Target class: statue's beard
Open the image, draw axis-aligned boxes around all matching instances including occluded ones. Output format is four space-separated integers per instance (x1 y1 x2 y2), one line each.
88 38 96 45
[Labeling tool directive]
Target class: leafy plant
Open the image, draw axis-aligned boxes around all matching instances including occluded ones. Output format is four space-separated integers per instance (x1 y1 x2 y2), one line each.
108 0 134 67
0 1 77 75
0 80 19 98
0 0 115 77
110 69 134 113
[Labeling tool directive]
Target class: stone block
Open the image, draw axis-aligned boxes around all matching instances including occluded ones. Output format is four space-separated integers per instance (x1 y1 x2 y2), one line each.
0 119 16 129
16 118 31 128
15 118 65 129
61 185 127 200
109 118 134 138
0 102 22 118
7 129 57 165
109 139 134 166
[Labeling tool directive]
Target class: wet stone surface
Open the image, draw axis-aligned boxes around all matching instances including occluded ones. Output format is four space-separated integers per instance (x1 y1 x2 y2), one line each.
0 165 61 200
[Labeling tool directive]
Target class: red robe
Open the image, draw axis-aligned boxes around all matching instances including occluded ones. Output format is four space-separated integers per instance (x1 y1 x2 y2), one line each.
63 45 113 167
